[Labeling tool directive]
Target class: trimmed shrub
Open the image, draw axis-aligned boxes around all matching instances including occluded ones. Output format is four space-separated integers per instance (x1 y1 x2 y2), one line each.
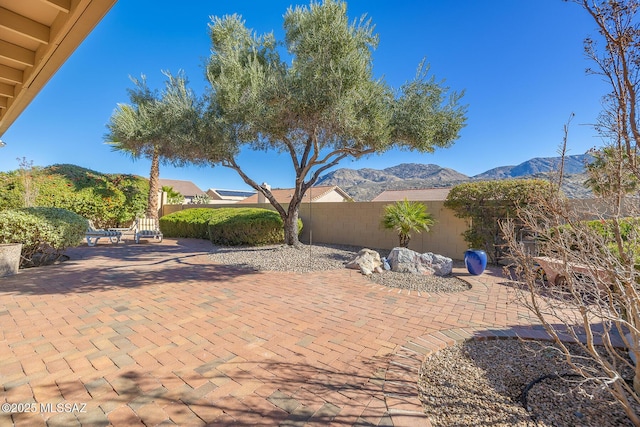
159 208 218 239
208 208 303 246
445 179 554 263
0 207 87 267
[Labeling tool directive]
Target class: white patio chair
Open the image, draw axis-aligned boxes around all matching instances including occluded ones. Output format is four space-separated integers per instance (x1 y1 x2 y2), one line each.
134 217 163 244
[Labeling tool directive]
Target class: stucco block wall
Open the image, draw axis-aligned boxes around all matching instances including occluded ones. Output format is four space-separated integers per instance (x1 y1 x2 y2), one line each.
161 201 469 259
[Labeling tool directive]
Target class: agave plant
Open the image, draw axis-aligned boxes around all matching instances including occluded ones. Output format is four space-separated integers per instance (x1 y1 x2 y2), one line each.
381 198 435 247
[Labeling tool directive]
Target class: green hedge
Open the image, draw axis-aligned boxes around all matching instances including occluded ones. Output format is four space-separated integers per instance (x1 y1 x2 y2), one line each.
159 208 219 239
208 208 302 246
159 207 303 245
0 207 87 267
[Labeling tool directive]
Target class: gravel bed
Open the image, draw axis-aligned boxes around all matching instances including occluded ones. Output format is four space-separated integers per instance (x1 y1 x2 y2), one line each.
208 243 470 293
419 339 639 426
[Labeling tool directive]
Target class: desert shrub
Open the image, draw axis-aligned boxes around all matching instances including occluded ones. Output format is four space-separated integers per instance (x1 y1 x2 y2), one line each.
445 179 554 263
208 208 302 246
160 208 218 239
192 194 211 204
0 207 87 267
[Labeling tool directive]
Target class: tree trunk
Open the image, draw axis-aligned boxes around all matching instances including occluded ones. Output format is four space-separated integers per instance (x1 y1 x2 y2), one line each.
146 149 160 220
283 206 300 246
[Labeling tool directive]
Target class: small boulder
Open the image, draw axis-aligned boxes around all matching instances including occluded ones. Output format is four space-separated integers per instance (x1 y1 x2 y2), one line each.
346 248 382 275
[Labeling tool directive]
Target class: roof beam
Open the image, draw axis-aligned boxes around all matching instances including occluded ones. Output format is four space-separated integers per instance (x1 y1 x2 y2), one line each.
0 82 14 98
0 64 23 84
0 97 7 109
0 7 50 44
41 0 72 13
0 40 35 67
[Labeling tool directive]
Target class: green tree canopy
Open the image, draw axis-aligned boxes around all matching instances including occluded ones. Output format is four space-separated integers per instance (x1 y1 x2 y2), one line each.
174 0 466 245
105 72 199 219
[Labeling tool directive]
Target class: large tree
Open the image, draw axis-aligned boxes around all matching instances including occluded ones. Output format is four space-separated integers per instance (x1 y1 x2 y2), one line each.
105 72 198 219
178 0 465 245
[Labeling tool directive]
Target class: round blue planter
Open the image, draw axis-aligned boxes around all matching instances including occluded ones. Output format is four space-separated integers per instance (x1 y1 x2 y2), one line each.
464 249 487 275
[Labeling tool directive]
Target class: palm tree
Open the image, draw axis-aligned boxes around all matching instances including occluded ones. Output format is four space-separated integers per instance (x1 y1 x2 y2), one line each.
105 72 198 219
381 198 435 248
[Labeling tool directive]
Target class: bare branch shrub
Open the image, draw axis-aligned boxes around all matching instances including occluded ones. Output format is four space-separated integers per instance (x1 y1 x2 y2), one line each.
503 1 640 423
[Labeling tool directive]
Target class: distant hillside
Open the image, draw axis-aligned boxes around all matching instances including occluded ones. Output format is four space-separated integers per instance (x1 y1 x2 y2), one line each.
474 154 592 180
315 155 594 201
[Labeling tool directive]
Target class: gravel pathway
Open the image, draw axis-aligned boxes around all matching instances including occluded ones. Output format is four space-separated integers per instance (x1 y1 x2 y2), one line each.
419 339 639 426
208 243 470 293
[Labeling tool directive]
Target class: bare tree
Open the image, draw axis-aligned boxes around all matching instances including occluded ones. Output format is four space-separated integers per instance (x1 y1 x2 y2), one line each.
504 1 640 423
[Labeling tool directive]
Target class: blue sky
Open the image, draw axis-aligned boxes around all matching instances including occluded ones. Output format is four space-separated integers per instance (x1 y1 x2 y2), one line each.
0 0 609 191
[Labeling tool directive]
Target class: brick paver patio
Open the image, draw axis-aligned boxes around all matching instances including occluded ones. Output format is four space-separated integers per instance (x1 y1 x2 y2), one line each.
0 238 546 426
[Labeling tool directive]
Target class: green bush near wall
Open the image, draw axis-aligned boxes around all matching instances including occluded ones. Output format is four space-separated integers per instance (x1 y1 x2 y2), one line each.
208 208 303 246
159 208 219 239
0 207 87 267
159 207 303 245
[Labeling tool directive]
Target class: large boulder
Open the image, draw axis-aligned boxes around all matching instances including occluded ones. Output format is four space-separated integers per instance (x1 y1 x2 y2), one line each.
387 247 452 277
421 252 453 276
346 248 383 275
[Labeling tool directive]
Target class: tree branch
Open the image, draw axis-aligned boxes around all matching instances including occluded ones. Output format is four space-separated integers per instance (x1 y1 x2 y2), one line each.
223 158 288 219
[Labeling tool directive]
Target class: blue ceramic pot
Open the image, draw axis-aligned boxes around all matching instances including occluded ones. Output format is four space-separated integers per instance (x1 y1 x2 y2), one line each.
464 249 487 275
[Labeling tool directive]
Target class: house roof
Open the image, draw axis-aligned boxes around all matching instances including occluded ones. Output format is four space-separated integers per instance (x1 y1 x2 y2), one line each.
372 188 452 202
0 0 117 136
238 185 353 204
159 179 205 197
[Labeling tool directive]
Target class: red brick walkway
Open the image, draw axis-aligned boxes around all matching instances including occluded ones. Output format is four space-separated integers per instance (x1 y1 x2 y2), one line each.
0 239 544 426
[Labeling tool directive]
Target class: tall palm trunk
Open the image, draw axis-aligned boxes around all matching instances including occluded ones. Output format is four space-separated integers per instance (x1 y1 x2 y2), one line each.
146 148 160 219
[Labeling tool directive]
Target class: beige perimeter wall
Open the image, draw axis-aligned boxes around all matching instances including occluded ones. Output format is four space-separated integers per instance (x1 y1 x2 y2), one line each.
162 201 470 260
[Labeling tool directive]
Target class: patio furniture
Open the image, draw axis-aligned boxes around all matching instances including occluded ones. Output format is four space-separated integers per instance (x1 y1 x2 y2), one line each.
85 221 122 246
108 221 137 241
134 217 163 244
534 256 609 288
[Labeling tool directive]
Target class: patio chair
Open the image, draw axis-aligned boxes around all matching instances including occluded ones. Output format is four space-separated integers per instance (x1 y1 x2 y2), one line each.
107 221 137 241
85 220 122 247
134 217 163 244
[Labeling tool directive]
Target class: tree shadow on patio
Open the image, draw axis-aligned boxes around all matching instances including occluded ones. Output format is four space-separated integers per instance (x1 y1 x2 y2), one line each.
8 355 422 426
0 242 259 295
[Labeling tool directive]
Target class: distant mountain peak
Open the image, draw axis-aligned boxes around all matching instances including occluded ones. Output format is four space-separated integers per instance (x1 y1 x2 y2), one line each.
315 153 593 201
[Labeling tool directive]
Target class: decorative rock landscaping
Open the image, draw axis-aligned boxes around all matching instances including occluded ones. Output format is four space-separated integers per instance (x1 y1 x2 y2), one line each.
387 247 453 276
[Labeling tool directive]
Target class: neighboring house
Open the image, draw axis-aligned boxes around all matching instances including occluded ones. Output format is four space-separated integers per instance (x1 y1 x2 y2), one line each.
159 179 207 204
206 189 256 204
239 185 353 204
372 188 452 202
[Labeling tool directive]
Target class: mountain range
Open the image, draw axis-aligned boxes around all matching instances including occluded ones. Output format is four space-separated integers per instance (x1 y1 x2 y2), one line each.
315 154 594 201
